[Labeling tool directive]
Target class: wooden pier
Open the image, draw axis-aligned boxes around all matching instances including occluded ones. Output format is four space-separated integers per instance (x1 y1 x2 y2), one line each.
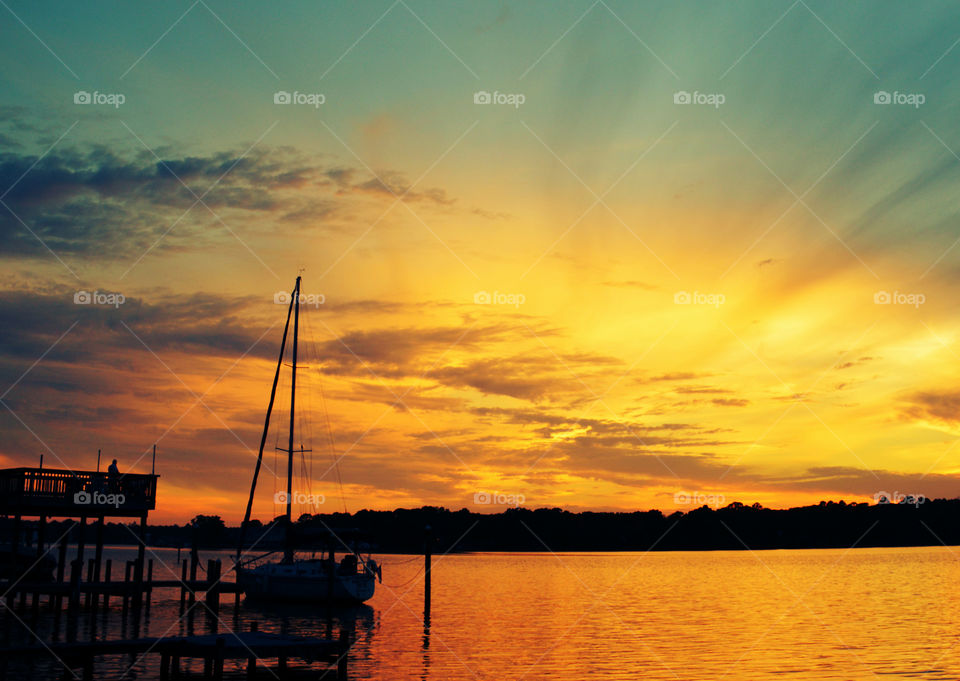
0 466 160 612
0 466 356 680
0 623 349 680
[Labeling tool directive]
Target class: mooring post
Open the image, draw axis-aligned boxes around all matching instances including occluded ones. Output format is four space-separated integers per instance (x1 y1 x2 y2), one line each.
76 517 86 570
93 516 104 610
424 525 432 617
11 514 20 554
146 559 154 612
122 561 131 617
36 514 46 558
55 527 69 611
215 636 226 680
68 558 81 614
189 551 198 606
33 514 47 614
338 628 350 681
84 559 94 609
327 544 336 603
214 636 226 679
103 559 112 611
160 652 170 681
205 559 221 614
180 559 188 612
134 513 147 611
247 622 258 678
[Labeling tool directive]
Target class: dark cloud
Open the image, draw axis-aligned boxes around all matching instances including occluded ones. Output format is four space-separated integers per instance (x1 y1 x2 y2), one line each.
646 372 710 382
836 356 874 370
712 398 749 407
902 390 960 427
0 140 462 261
674 385 732 394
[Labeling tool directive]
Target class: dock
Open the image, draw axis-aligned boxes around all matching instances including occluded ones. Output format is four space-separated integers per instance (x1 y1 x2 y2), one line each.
0 624 349 680
0 465 354 680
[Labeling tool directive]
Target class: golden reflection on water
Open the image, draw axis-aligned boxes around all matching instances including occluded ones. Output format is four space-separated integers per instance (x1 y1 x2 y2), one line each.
7 546 959 680
366 547 960 680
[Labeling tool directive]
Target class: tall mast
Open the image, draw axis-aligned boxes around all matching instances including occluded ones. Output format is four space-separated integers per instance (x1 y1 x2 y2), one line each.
284 276 301 561
237 279 295 563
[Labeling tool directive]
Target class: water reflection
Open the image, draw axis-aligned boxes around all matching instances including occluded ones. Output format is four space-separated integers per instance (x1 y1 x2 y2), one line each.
6 546 960 680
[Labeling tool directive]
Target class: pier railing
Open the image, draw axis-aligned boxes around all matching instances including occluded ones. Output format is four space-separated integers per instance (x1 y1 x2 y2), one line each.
0 467 158 516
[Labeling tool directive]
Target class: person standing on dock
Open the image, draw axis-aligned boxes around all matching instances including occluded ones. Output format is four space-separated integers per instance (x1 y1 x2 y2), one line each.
108 458 119 492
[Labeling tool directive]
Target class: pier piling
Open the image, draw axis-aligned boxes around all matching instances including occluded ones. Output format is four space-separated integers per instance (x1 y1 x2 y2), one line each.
424 525 432 617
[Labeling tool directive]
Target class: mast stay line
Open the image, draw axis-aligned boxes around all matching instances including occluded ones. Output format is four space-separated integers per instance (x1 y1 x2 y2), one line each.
236 280 297 563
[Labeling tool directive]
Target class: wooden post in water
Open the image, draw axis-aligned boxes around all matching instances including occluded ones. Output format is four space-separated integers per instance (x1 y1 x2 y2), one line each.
205 559 221 614
122 561 132 617
67 517 85 612
55 527 68 611
246 621 259 677
214 636 226 679
327 542 336 603
33 514 46 614
93 516 104 611
134 513 147 611
68 558 81 614
180 560 188 613
338 628 350 681
84 559 94 609
76 517 86 567
146 559 154 611
103 560 112 611
424 525 432 618
189 551 198 606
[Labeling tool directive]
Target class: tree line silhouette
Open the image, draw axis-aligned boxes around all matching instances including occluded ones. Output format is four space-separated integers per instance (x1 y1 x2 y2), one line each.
5 499 957 553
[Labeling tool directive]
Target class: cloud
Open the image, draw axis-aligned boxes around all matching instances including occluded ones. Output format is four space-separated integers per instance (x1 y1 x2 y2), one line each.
674 385 732 395
646 372 710 382
902 390 960 427
602 280 658 290
0 138 466 261
712 398 749 407
836 356 874 370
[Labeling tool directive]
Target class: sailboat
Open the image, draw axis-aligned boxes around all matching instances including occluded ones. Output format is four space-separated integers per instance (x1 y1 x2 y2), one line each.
235 276 381 604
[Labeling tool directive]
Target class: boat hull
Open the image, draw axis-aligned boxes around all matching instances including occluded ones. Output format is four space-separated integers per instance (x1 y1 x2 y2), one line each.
237 563 376 604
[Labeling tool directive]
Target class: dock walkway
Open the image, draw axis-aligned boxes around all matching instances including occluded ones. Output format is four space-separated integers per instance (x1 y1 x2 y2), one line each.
0 626 349 680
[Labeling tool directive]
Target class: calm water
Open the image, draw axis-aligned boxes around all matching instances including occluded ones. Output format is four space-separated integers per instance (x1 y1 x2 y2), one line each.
5 545 960 679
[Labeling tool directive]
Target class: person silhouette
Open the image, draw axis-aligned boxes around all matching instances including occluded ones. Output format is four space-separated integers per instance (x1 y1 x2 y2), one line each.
108 458 119 491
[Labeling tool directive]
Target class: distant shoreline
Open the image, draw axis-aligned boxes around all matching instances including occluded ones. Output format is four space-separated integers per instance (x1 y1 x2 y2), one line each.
5 500 957 554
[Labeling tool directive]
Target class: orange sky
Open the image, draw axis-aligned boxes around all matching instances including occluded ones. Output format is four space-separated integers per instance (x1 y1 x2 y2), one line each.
2 1 959 523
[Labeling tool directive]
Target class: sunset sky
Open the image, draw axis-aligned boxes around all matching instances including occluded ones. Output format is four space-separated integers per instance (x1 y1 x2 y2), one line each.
2 1 960 523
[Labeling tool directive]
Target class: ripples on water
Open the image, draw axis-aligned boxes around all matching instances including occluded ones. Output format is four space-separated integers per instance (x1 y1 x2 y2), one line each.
4 546 958 679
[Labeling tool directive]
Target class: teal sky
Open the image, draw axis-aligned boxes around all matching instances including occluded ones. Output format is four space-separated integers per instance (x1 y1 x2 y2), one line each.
3 1 960 519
